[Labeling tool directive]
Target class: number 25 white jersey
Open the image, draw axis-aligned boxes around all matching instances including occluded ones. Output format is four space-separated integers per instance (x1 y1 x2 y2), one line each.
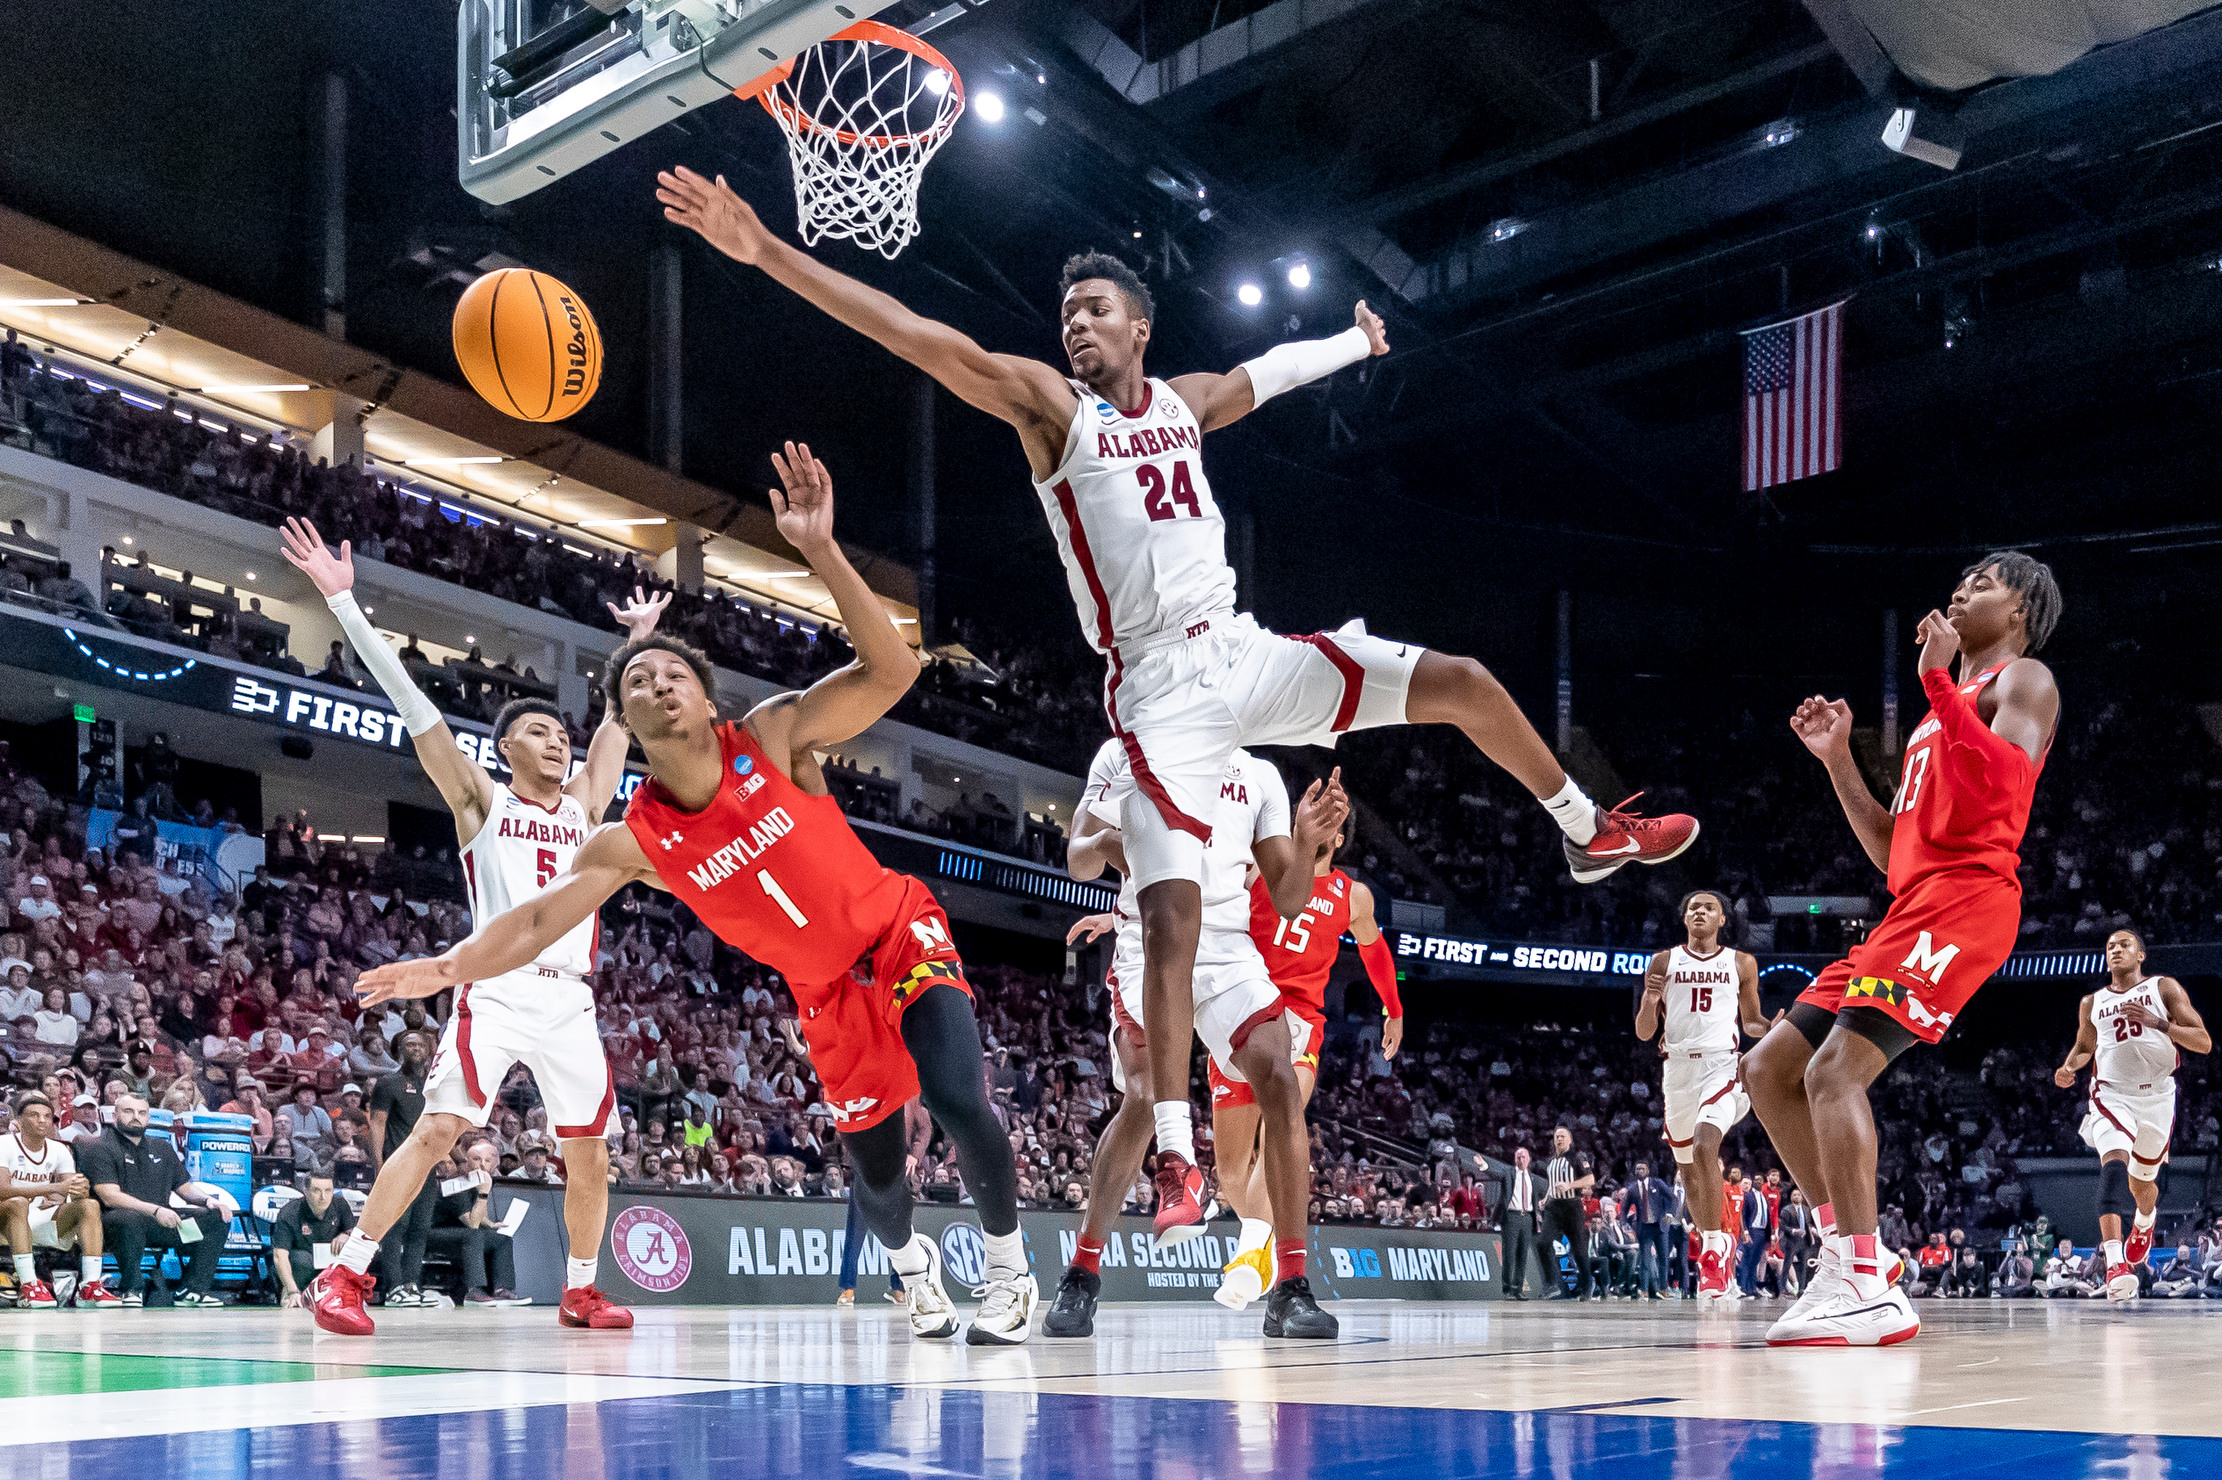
1034 378 1238 659
2092 978 2177 1090
460 784 597 979
1662 945 1740 1053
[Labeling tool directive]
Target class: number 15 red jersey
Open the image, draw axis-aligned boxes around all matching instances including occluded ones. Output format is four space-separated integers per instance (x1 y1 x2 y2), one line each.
1249 868 1351 1015
624 722 910 986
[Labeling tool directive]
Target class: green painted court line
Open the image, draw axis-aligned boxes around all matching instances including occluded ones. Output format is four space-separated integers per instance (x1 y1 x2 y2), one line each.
0 1350 450 1397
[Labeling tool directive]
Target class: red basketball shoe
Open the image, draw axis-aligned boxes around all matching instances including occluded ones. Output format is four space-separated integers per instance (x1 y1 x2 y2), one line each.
1696 1249 1732 1306
558 1286 635 1329
1565 795 1700 883
2125 1223 2153 1268
74 1280 123 1308
17 1278 57 1310
309 1266 377 1336
1153 1153 1206 1244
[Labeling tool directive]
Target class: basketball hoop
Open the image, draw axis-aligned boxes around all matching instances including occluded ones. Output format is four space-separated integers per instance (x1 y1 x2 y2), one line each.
736 21 963 259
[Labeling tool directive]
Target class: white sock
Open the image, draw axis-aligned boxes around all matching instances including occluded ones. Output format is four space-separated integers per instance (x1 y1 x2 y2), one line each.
1153 1101 1196 1165
336 1235 379 1276
82 1255 103 1283
2104 1239 2124 1267
1236 1217 1273 1255
566 1256 599 1290
886 1233 932 1280
1701 1230 1731 1258
2132 1208 2156 1231
1542 777 1597 845
983 1229 1026 1281
12 1253 34 1282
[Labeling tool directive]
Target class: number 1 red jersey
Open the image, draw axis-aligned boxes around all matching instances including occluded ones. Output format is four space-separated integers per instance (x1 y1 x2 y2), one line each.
623 721 910 986
1249 868 1351 1015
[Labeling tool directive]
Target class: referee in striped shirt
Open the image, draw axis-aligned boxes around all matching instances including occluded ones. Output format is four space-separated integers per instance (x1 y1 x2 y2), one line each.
1539 1125 1597 1300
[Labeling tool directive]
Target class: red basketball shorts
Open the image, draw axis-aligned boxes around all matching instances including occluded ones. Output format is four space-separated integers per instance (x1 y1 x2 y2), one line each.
793 874 969 1133
1797 867 2021 1044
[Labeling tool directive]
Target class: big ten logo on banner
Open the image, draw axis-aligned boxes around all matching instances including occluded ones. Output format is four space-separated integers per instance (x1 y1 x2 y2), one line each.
1057 1225 1236 1289
1324 1237 1494 1290
612 1206 693 1293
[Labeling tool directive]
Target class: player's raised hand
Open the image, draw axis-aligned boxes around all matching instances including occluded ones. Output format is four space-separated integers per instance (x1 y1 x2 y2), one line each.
1066 913 1117 947
279 516 353 598
1295 767 1349 859
2120 1001 2168 1033
1789 695 1853 763
769 440 836 556
1642 956 1668 1003
1915 609 1960 673
657 167 773 264
1354 300 1389 356
607 584 672 639
1381 1014 1404 1060
355 953 459 1006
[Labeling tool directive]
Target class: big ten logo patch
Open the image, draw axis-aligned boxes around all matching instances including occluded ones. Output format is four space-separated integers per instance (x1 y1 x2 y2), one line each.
940 1223 988 1286
612 1205 692 1293
1328 1247 1383 1279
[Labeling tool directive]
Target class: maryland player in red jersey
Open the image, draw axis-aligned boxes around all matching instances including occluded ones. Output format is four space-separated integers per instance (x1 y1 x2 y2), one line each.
1209 824 1401 1308
356 445 1036 1345
1745 552 2062 1348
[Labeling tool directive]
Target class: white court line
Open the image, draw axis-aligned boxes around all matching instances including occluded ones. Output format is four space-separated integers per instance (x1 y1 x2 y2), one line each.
0 1370 762 1447
1900 1397 2035 1418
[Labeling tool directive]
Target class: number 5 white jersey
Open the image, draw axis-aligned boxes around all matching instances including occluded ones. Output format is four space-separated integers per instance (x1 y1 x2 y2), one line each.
460 784 598 980
1034 379 1238 659
1662 945 1740 1053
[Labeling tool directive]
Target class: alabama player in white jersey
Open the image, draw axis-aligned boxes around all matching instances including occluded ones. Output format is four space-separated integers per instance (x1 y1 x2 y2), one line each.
1635 891 1768 1304
280 516 665 1335
2055 928 2210 1299
1043 740 1346 1339
0 1092 117 1307
659 169 1700 1233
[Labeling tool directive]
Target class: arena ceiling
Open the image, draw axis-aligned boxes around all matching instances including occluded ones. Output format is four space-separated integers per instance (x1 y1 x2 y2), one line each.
6 0 2222 681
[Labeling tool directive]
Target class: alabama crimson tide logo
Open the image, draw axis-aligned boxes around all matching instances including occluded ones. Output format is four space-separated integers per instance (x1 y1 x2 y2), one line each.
612 1206 692 1293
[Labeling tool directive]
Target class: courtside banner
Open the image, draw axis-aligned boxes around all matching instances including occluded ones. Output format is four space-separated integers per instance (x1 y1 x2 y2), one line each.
497 1186 1502 1306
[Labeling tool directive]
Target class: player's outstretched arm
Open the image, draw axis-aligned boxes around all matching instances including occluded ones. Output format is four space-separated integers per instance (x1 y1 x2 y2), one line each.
655 169 1073 450
567 586 669 817
1735 952 1769 1039
2053 996 2097 1087
1066 809 1128 882
1170 300 1390 432
1347 879 1404 1055
750 444 921 756
1789 695 1893 873
355 823 648 1004
281 516 495 834
1259 769 1349 919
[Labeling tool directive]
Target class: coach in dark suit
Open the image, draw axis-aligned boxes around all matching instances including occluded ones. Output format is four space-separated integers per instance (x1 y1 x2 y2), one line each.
1620 1160 1675 1300
1498 1148 1546 1299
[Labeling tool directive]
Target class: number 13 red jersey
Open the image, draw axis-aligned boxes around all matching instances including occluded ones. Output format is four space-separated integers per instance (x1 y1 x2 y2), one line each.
1249 868 1351 1015
1886 662 2046 896
624 722 910 986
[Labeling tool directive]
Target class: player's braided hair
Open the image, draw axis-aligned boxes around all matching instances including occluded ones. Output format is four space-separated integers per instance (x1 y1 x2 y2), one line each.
1964 550 2062 654
1058 252 1154 323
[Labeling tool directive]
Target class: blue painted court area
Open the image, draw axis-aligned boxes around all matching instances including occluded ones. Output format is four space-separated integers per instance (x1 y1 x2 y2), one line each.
30 1387 2217 1480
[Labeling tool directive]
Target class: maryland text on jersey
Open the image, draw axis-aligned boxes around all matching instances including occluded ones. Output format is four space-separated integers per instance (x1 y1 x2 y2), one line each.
683 806 798 892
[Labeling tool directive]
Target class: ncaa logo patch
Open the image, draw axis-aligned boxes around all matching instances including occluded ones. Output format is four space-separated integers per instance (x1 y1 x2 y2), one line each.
940 1223 988 1286
1159 398 1179 418
612 1205 693 1293
732 753 754 776
1096 400 1116 422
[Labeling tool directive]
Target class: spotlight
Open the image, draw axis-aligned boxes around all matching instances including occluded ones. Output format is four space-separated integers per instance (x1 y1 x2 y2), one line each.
1236 282 1263 307
975 90 1006 124
924 69 950 97
1287 262 1312 290
1488 217 1529 243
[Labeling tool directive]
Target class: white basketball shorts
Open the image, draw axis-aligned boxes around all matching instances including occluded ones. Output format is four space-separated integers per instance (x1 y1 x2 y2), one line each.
424 968 615 1138
1111 613 1421 892
1662 1050 1748 1162
27 1200 77 1250
1107 930 1285 1090
2082 1082 2175 1179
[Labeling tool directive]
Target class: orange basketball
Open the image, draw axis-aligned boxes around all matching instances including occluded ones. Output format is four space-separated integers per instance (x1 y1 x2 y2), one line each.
452 268 603 422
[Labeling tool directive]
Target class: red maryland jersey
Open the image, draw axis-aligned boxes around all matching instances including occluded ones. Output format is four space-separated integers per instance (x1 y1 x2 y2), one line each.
624 722 911 986
1887 662 2048 897
1250 868 1352 1014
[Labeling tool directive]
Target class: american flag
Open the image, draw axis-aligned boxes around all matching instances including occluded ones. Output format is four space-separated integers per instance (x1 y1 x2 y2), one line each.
1741 300 1844 492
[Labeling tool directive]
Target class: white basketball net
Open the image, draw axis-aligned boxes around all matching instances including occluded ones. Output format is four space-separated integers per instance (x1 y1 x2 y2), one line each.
758 31 963 259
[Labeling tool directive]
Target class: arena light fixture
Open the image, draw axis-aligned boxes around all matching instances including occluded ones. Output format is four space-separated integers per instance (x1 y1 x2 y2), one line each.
1287 262 1312 291
403 455 507 467
924 68 951 97
578 516 668 528
198 383 311 394
739 569 817 580
0 298 89 307
1236 282 1264 307
1488 217 1529 243
975 90 1006 124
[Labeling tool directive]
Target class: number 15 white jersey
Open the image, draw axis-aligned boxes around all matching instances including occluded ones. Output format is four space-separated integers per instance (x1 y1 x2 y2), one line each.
460 784 598 980
1662 945 1740 1053
1034 378 1238 659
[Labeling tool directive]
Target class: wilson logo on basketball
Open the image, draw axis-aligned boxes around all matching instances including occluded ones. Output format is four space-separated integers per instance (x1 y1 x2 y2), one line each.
612 1205 692 1293
559 295 591 398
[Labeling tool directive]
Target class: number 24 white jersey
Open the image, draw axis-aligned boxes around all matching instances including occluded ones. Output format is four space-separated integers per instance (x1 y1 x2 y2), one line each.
460 784 598 979
1034 379 1238 659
